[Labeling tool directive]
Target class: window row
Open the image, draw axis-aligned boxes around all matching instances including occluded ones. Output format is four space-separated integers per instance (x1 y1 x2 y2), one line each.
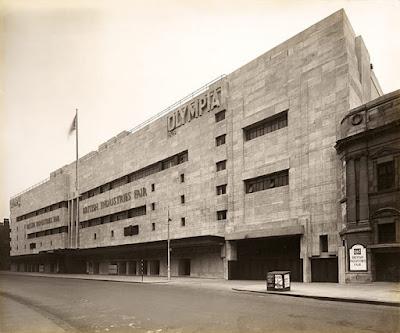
27 226 68 239
80 205 146 229
17 201 68 222
99 216 188 240
244 110 288 141
80 150 188 201
245 169 289 193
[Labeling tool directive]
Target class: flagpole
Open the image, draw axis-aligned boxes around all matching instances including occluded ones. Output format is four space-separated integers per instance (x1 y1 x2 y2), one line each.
75 108 79 248
167 207 171 281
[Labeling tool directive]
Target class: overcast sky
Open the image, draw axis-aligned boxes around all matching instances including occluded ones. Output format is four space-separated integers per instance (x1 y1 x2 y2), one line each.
1 0 400 220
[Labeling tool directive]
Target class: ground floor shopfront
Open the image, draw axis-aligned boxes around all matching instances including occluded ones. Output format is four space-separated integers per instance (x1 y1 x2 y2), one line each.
10 234 344 283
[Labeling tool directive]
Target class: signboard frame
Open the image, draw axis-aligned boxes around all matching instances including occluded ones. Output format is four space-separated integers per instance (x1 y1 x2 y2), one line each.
349 244 368 272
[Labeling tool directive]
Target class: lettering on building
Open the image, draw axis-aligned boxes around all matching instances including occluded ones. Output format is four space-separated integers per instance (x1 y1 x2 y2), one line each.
26 216 60 229
167 87 222 132
83 188 147 214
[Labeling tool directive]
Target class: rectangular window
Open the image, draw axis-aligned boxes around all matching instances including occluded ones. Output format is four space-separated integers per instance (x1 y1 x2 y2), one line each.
216 160 227 172
177 151 188 164
132 225 139 235
151 203 155 211
378 223 396 243
377 161 395 191
216 134 226 146
180 174 185 183
124 225 139 236
216 184 227 195
94 233 97 240
30 243 36 249
217 210 227 221
320 235 328 253
151 183 155 192
215 110 226 122
111 230 114 237
181 195 185 204
152 223 156 231
245 169 289 193
100 183 111 193
181 217 186 227
244 110 288 141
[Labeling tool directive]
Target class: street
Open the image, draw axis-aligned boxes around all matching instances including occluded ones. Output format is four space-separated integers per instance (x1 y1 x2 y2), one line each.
0 275 398 333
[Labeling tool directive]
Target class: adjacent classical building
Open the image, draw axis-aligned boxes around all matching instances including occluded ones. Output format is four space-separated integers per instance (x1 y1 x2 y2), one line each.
10 10 391 282
336 90 400 282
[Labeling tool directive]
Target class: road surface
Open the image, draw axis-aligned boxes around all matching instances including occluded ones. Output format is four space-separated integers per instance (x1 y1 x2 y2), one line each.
0 275 398 333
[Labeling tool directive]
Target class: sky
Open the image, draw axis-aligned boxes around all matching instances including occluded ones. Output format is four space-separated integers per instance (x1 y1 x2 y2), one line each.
1 0 400 220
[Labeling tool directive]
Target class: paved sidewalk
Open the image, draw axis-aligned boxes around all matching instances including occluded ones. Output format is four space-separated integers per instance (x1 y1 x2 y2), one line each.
233 281 400 307
1 271 399 306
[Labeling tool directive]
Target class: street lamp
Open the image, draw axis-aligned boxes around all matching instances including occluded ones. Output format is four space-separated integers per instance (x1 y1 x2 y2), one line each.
167 208 171 281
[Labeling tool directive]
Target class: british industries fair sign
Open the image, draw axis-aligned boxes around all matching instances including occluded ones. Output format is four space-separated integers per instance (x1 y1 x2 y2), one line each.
349 244 367 271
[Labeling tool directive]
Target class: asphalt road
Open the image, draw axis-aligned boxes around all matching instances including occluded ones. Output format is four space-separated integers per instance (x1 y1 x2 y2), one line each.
0 275 398 333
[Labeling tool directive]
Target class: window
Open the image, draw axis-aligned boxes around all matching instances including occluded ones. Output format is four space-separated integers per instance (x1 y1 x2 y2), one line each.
215 110 226 122
151 183 155 192
94 233 97 240
124 225 139 236
378 223 396 243
216 160 227 172
216 134 226 146
152 223 156 231
100 183 111 193
180 174 185 183
111 230 114 237
181 195 185 204
132 225 139 235
217 210 227 220
244 110 288 141
216 184 227 195
30 243 36 249
320 235 328 253
377 161 395 191
50 240 53 246
177 151 188 164
245 170 289 193
181 217 186 227
151 203 156 211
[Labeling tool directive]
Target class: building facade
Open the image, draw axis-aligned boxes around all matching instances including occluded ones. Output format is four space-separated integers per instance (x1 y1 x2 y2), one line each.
0 218 11 270
9 10 386 282
336 90 400 282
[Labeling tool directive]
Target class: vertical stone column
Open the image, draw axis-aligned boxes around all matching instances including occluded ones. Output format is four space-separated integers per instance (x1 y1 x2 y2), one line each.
223 240 237 280
338 245 346 284
346 159 357 223
358 155 369 223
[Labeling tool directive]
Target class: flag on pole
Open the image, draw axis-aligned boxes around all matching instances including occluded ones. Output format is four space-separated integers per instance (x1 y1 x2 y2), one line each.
69 114 77 135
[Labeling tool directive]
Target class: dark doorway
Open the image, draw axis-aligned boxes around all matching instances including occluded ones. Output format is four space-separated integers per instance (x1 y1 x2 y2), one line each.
375 252 400 282
311 258 338 282
93 262 100 274
128 261 137 275
229 236 303 281
178 259 191 276
118 262 127 275
149 260 160 275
